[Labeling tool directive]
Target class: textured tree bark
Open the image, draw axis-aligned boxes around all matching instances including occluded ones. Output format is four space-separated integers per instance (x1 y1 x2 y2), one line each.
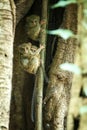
0 0 16 130
43 4 77 130
9 20 29 130
15 0 35 24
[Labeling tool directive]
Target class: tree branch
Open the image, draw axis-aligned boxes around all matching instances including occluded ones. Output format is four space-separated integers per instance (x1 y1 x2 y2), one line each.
35 0 48 130
43 4 78 130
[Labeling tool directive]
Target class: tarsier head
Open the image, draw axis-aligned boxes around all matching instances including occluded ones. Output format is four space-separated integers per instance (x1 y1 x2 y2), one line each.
26 15 40 28
18 42 32 56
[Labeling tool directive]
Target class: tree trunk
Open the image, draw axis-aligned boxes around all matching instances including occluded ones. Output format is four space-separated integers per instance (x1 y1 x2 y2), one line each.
0 0 15 130
43 4 77 130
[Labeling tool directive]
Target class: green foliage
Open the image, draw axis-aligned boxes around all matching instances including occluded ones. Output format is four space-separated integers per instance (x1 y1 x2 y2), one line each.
47 29 75 40
80 106 87 114
59 62 81 74
51 0 77 9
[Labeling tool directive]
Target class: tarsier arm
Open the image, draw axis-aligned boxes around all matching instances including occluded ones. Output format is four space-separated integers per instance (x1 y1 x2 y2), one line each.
33 45 44 55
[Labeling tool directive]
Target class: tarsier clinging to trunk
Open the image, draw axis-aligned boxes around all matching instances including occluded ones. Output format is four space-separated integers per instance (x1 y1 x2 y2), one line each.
26 14 46 41
18 42 44 74
26 15 41 41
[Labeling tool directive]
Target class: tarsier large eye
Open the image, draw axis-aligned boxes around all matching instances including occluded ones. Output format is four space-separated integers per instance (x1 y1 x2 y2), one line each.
34 19 37 23
25 46 28 50
32 49 36 52
31 20 34 23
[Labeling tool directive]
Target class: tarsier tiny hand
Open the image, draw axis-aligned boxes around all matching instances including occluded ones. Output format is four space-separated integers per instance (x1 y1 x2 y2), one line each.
18 42 44 74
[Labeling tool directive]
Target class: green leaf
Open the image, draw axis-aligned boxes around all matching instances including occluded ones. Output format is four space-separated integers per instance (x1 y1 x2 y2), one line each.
80 106 87 114
51 0 77 8
59 62 81 74
47 29 75 40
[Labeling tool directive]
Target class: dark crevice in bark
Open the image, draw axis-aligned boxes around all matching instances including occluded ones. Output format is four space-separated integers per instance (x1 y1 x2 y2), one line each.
80 86 87 98
74 116 80 130
14 0 35 24
46 0 65 70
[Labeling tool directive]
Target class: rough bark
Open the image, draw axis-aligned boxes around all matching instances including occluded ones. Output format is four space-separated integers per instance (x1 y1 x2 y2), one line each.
0 0 16 130
43 4 77 130
15 0 35 24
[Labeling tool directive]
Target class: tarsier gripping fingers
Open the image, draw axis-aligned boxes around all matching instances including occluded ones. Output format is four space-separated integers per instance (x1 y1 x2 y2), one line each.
18 42 44 74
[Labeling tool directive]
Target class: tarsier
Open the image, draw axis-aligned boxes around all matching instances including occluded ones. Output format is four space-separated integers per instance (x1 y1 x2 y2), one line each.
26 14 46 41
18 42 44 74
26 15 40 41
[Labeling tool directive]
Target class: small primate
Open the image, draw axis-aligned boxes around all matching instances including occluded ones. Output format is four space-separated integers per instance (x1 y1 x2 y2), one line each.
26 15 46 41
18 42 44 74
26 15 41 41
